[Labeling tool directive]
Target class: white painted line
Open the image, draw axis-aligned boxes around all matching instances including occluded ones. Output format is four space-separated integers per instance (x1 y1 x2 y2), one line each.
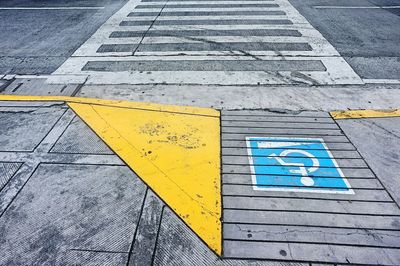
0 6 105 10
314 5 400 9
363 79 400 84
52 56 363 85
125 15 290 20
52 0 363 85
3 75 16 80
140 1 277 4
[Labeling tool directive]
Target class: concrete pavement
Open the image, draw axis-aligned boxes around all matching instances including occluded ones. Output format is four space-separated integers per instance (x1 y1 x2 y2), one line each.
0 0 400 264
0 96 399 265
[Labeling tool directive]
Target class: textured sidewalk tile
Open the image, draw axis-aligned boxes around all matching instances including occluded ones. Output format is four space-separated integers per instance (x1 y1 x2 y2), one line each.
51 116 113 155
0 162 21 190
337 117 400 205
153 207 307 266
0 164 146 265
221 110 400 265
129 190 164 266
57 250 128 266
0 106 66 151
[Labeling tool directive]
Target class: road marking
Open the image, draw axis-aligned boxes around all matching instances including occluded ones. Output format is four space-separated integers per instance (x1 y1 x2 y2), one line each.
331 109 400 119
314 5 400 9
52 0 363 85
246 137 353 193
363 79 400 84
0 94 222 255
0 7 105 10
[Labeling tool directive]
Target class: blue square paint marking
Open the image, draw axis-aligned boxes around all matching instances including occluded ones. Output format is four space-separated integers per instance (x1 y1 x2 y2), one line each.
246 137 353 194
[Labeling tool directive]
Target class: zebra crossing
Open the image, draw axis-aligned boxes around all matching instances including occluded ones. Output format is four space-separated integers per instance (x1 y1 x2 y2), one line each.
52 0 363 85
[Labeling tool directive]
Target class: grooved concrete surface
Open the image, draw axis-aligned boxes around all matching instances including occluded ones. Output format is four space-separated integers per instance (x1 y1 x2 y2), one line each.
221 110 400 264
1 101 400 265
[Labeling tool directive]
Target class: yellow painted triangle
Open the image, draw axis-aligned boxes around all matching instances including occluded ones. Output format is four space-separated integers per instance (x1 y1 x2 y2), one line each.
67 101 222 255
0 95 221 254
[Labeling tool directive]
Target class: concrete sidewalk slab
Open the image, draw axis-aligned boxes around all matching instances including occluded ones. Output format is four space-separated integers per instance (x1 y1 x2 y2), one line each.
0 96 399 265
337 117 400 205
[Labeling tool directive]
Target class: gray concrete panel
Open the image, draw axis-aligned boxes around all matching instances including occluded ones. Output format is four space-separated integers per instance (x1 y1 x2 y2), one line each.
57 250 128 266
129 190 164 266
224 240 400 264
0 162 21 191
0 164 146 265
337 118 400 205
224 209 400 229
223 196 399 214
51 116 113 155
224 223 400 247
153 207 307 265
0 106 66 151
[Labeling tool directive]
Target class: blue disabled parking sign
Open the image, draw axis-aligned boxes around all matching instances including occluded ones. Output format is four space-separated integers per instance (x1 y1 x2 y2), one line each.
246 137 353 194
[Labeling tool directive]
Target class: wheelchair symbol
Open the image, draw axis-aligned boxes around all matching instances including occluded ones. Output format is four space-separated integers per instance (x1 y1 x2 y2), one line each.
268 149 320 186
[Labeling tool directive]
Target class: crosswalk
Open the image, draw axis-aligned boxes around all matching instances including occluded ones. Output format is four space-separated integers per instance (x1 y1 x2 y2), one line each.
53 0 363 85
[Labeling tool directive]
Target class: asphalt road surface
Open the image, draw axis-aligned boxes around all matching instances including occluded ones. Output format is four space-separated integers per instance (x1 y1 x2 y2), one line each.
0 0 399 82
0 0 127 74
289 0 400 79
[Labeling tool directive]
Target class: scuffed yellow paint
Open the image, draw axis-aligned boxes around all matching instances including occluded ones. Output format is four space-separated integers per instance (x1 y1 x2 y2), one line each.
0 94 222 255
331 109 400 119
68 102 222 255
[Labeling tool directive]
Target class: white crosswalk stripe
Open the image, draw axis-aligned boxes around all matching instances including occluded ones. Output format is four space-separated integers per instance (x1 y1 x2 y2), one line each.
52 0 363 85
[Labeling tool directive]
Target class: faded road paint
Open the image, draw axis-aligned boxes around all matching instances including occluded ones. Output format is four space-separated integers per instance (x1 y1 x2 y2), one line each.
0 95 222 255
331 109 400 119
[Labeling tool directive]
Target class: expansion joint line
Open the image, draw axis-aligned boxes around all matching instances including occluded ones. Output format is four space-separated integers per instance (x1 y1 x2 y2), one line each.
132 0 170 56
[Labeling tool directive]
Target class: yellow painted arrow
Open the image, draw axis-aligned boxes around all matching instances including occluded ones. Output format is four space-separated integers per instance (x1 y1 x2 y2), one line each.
0 95 222 255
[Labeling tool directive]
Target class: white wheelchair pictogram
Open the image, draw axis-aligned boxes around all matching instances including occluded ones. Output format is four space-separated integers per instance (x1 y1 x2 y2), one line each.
268 149 320 186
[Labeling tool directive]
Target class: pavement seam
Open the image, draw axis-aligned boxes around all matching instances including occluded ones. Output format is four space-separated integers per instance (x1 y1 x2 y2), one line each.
0 162 39 217
126 188 149 265
132 0 171 57
150 205 165 266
